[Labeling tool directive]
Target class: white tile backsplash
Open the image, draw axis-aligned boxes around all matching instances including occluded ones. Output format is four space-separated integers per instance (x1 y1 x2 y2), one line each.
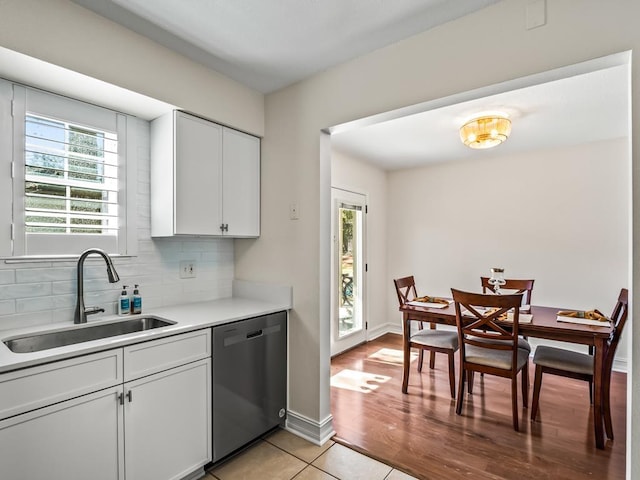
0 117 235 332
15 267 75 283
0 271 15 285
0 283 52 301
0 300 15 316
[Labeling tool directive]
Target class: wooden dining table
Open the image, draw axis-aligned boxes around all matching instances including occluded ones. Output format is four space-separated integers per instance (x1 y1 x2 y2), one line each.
399 301 613 449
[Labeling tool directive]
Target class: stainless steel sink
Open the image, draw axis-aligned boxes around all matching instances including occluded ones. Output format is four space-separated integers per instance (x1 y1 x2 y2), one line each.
3 316 176 353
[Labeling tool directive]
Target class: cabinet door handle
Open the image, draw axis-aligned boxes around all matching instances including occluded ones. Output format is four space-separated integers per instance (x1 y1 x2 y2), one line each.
118 393 124 405
127 390 133 403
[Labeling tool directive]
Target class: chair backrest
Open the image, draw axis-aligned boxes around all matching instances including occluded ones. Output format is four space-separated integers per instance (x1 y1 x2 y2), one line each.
481 277 535 305
394 276 417 307
604 288 629 373
451 288 524 359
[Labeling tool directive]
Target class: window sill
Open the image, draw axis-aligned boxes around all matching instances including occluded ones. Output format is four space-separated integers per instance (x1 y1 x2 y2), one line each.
3 254 136 264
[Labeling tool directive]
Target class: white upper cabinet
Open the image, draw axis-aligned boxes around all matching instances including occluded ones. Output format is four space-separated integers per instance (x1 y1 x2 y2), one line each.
151 111 260 237
222 127 260 237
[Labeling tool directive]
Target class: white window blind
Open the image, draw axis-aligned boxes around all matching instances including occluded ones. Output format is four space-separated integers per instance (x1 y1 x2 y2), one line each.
0 81 137 258
24 114 119 236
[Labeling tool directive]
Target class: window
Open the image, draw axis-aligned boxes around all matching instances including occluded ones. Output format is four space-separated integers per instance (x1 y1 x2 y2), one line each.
0 80 137 258
25 115 119 235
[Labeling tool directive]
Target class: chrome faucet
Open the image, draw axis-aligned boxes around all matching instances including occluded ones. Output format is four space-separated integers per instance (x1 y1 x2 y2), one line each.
74 248 120 324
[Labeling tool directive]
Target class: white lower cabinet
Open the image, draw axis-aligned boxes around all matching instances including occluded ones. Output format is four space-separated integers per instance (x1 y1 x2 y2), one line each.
124 359 211 480
0 329 212 480
0 385 123 480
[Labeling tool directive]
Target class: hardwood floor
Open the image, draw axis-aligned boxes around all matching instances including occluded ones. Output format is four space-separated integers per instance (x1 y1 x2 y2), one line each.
330 333 626 480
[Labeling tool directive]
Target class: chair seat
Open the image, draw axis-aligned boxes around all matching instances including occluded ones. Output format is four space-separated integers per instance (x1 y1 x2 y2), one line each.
411 329 458 350
469 335 531 352
533 345 594 376
466 345 529 371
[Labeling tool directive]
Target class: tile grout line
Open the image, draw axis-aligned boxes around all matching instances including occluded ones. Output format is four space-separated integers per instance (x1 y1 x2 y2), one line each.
290 464 341 480
263 434 338 466
259 437 340 480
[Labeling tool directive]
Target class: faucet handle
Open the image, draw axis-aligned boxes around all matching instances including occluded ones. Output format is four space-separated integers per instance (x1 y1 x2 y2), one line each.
85 306 105 316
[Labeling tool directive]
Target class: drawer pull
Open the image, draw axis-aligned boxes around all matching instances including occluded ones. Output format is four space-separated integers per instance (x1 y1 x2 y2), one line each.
118 393 124 405
127 390 133 403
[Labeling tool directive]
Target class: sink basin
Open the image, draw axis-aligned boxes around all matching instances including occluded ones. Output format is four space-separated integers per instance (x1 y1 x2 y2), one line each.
3 316 176 353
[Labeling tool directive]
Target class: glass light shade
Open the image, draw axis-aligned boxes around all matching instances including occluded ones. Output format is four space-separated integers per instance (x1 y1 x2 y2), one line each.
488 267 506 294
460 116 512 149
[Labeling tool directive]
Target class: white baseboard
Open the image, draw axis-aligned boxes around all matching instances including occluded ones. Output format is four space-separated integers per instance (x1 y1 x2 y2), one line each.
613 357 627 373
285 410 335 446
367 322 400 339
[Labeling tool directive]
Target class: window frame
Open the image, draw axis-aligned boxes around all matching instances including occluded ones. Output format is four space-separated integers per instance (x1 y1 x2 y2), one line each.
0 80 137 259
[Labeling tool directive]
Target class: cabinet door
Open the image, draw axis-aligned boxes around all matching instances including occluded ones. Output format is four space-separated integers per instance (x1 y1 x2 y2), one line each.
0 386 123 480
175 112 223 235
222 127 260 237
124 359 211 480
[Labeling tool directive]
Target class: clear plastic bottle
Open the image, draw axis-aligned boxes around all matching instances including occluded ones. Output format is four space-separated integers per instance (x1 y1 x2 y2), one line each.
131 284 142 314
118 286 130 316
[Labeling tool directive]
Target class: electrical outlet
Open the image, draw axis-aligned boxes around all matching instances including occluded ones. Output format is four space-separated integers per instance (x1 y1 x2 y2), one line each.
179 260 197 279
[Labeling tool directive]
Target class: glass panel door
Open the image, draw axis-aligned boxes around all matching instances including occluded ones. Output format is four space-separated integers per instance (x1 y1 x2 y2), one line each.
331 188 366 355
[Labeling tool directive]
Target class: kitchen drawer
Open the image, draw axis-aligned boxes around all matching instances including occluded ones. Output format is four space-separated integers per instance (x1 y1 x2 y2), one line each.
123 329 211 381
0 349 123 420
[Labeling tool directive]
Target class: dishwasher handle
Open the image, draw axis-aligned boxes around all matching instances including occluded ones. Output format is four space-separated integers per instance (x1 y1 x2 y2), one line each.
246 329 263 339
221 324 282 347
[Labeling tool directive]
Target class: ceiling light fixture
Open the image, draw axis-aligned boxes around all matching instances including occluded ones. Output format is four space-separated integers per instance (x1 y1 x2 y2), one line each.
459 114 512 149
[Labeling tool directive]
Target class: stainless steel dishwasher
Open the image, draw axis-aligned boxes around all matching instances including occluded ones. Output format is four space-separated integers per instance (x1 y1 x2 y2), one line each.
212 311 287 462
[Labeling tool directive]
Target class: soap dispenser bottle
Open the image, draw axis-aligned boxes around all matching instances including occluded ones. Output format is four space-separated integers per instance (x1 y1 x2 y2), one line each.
119 286 130 316
131 284 142 314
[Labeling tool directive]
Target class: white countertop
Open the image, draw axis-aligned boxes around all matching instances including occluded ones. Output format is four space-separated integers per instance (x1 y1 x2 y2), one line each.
0 283 291 374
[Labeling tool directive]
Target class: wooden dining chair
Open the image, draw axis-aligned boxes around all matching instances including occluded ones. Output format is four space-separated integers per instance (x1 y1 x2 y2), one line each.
394 276 459 398
481 277 535 306
531 288 628 440
467 278 535 393
481 277 535 345
451 288 529 431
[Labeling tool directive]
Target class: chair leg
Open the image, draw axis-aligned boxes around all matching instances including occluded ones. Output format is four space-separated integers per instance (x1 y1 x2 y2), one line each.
588 379 593 405
456 367 465 415
511 376 519 431
522 361 529 409
531 364 543 421
429 351 436 369
417 350 424 373
468 370 474 394
603 370 614 440
448 352 455 399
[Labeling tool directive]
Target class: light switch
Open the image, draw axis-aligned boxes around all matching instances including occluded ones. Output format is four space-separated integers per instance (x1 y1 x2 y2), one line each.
289 203 299 220
526 0 546 30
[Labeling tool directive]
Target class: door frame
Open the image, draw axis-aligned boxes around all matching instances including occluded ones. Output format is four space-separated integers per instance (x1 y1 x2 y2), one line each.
330 187 367 356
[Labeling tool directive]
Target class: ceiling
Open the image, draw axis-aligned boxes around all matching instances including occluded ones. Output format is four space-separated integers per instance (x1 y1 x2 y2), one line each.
66 0 629 171
71 0 500 93
331 63 630 170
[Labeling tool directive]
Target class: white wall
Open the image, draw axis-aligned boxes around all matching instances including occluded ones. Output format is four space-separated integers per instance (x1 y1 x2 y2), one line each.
0 0 264 136
331 150 389 337
234 0 640 470
0 118 235 332
387 138 629 362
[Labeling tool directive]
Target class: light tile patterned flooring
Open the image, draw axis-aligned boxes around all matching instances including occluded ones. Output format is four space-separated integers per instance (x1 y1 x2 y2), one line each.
205 428 417 480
